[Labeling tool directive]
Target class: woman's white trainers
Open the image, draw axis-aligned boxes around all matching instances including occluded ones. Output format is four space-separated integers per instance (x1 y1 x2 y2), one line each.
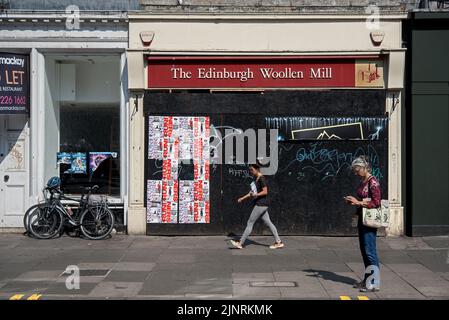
269 242 285 249
359 286 380 292
229 240 243 249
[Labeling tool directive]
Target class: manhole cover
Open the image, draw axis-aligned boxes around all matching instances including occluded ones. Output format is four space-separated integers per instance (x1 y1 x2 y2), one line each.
80 269 110 277
60 269 110 277
249 281 297 287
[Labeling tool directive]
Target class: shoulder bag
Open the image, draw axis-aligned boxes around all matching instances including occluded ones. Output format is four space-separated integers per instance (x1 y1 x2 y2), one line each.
362 178 390 228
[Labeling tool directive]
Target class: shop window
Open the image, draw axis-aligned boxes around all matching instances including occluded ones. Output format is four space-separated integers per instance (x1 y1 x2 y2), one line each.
58 106 120 195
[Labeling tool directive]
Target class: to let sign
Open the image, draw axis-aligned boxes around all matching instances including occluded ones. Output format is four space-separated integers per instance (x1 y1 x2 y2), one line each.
147 56 384 89
0 53 30 114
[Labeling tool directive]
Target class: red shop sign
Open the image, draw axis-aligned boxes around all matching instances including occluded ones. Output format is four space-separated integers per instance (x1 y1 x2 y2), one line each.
147 56 385 89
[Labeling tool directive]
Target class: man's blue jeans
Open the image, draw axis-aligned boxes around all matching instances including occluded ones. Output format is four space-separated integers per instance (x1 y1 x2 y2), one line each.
358 215 380 283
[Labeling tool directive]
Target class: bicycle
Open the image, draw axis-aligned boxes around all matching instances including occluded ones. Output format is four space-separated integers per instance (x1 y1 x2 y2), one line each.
23 187 58 236
27 185 115 240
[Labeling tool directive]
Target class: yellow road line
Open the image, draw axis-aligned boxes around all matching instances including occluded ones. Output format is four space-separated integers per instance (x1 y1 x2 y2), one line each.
340 296 351 300
27 294 42 300
9 294 25 300
358 296 369 300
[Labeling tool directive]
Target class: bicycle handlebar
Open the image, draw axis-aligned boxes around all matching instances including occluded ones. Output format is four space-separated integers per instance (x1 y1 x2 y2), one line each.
42 184 100 198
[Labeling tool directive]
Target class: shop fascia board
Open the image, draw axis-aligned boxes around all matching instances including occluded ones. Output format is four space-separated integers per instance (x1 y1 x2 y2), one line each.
133 50 406 91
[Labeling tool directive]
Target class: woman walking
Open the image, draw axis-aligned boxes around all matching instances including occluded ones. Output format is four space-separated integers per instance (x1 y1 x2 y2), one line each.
229 163 284 250
344 156 381 292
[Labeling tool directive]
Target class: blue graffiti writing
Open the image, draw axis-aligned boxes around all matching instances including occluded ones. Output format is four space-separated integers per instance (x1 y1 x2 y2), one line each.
279 142 383 181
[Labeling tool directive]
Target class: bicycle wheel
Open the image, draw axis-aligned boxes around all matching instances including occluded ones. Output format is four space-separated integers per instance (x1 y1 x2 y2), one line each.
27 204 64 239
79 205 114 240
23 204 40 235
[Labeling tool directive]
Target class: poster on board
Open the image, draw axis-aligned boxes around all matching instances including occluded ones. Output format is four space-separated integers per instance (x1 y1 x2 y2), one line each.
148 116 164 160
147 116 210 224
146 180 162 223
179 180 194 223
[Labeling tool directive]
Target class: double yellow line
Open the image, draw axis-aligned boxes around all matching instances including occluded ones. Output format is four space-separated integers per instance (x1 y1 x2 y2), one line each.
9 294 42 300
340 295 369 300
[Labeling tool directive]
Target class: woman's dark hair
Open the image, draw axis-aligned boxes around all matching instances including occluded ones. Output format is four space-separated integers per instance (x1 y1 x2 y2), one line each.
249 163 260 171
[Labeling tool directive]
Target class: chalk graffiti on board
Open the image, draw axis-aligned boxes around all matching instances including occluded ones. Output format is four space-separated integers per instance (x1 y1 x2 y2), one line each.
278 142 383 182
266 116 388 141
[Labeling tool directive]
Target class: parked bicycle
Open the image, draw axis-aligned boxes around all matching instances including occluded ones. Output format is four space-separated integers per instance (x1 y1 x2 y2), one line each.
25 177 115 240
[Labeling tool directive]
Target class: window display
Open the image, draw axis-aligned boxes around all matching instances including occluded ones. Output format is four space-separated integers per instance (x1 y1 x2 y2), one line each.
58 106 120 195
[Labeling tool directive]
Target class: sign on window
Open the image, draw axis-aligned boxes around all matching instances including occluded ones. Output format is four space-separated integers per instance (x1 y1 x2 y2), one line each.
0 53 29 114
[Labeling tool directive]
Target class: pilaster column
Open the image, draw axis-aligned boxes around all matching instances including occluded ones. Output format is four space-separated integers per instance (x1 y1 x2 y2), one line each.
386 90 404 236
127 92 146 234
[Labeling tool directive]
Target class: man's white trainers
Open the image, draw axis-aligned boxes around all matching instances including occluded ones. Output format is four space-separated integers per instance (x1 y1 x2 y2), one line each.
229 240 243 249
269 242 285 249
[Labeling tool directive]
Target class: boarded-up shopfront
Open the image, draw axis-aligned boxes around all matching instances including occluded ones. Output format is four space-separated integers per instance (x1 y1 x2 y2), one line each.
126 11 406 236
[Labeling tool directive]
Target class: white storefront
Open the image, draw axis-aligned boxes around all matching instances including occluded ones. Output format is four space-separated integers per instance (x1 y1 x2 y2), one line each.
0 12 129 229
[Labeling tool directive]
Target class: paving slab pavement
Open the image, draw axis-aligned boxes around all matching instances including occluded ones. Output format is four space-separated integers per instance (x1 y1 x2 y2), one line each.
0 234 448 300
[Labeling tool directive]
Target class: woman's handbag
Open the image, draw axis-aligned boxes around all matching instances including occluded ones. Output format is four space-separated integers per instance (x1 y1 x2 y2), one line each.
362 200 390 228
361 177 390 228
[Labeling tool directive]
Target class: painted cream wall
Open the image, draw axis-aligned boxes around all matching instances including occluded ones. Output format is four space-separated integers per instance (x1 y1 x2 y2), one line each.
128 15 406 89
128 15 405 52
127 14 406 236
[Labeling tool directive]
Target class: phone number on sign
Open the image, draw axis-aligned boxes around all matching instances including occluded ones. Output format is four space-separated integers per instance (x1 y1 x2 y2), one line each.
0 95 27 105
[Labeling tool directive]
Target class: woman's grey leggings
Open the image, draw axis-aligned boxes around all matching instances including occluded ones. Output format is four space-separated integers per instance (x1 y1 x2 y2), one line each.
240 206 281 245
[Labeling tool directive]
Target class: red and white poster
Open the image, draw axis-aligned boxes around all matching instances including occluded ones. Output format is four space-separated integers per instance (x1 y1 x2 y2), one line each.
194 160 210 181
178 180 195 223
161 201 178 223
162 137 179 160
162 158 178 181
162 180 178 202
147 116 210 224
163 116 174 137
148 116 164 160
146 180 162 223
178 117 194 160
193 200 210 224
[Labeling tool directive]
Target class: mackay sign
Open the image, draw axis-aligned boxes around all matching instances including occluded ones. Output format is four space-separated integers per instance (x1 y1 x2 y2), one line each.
0 53 30 114
147 56 385 89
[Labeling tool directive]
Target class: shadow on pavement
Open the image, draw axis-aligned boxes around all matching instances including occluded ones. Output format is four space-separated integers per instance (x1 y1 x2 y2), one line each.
303 269 357 285
226 233 270 248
